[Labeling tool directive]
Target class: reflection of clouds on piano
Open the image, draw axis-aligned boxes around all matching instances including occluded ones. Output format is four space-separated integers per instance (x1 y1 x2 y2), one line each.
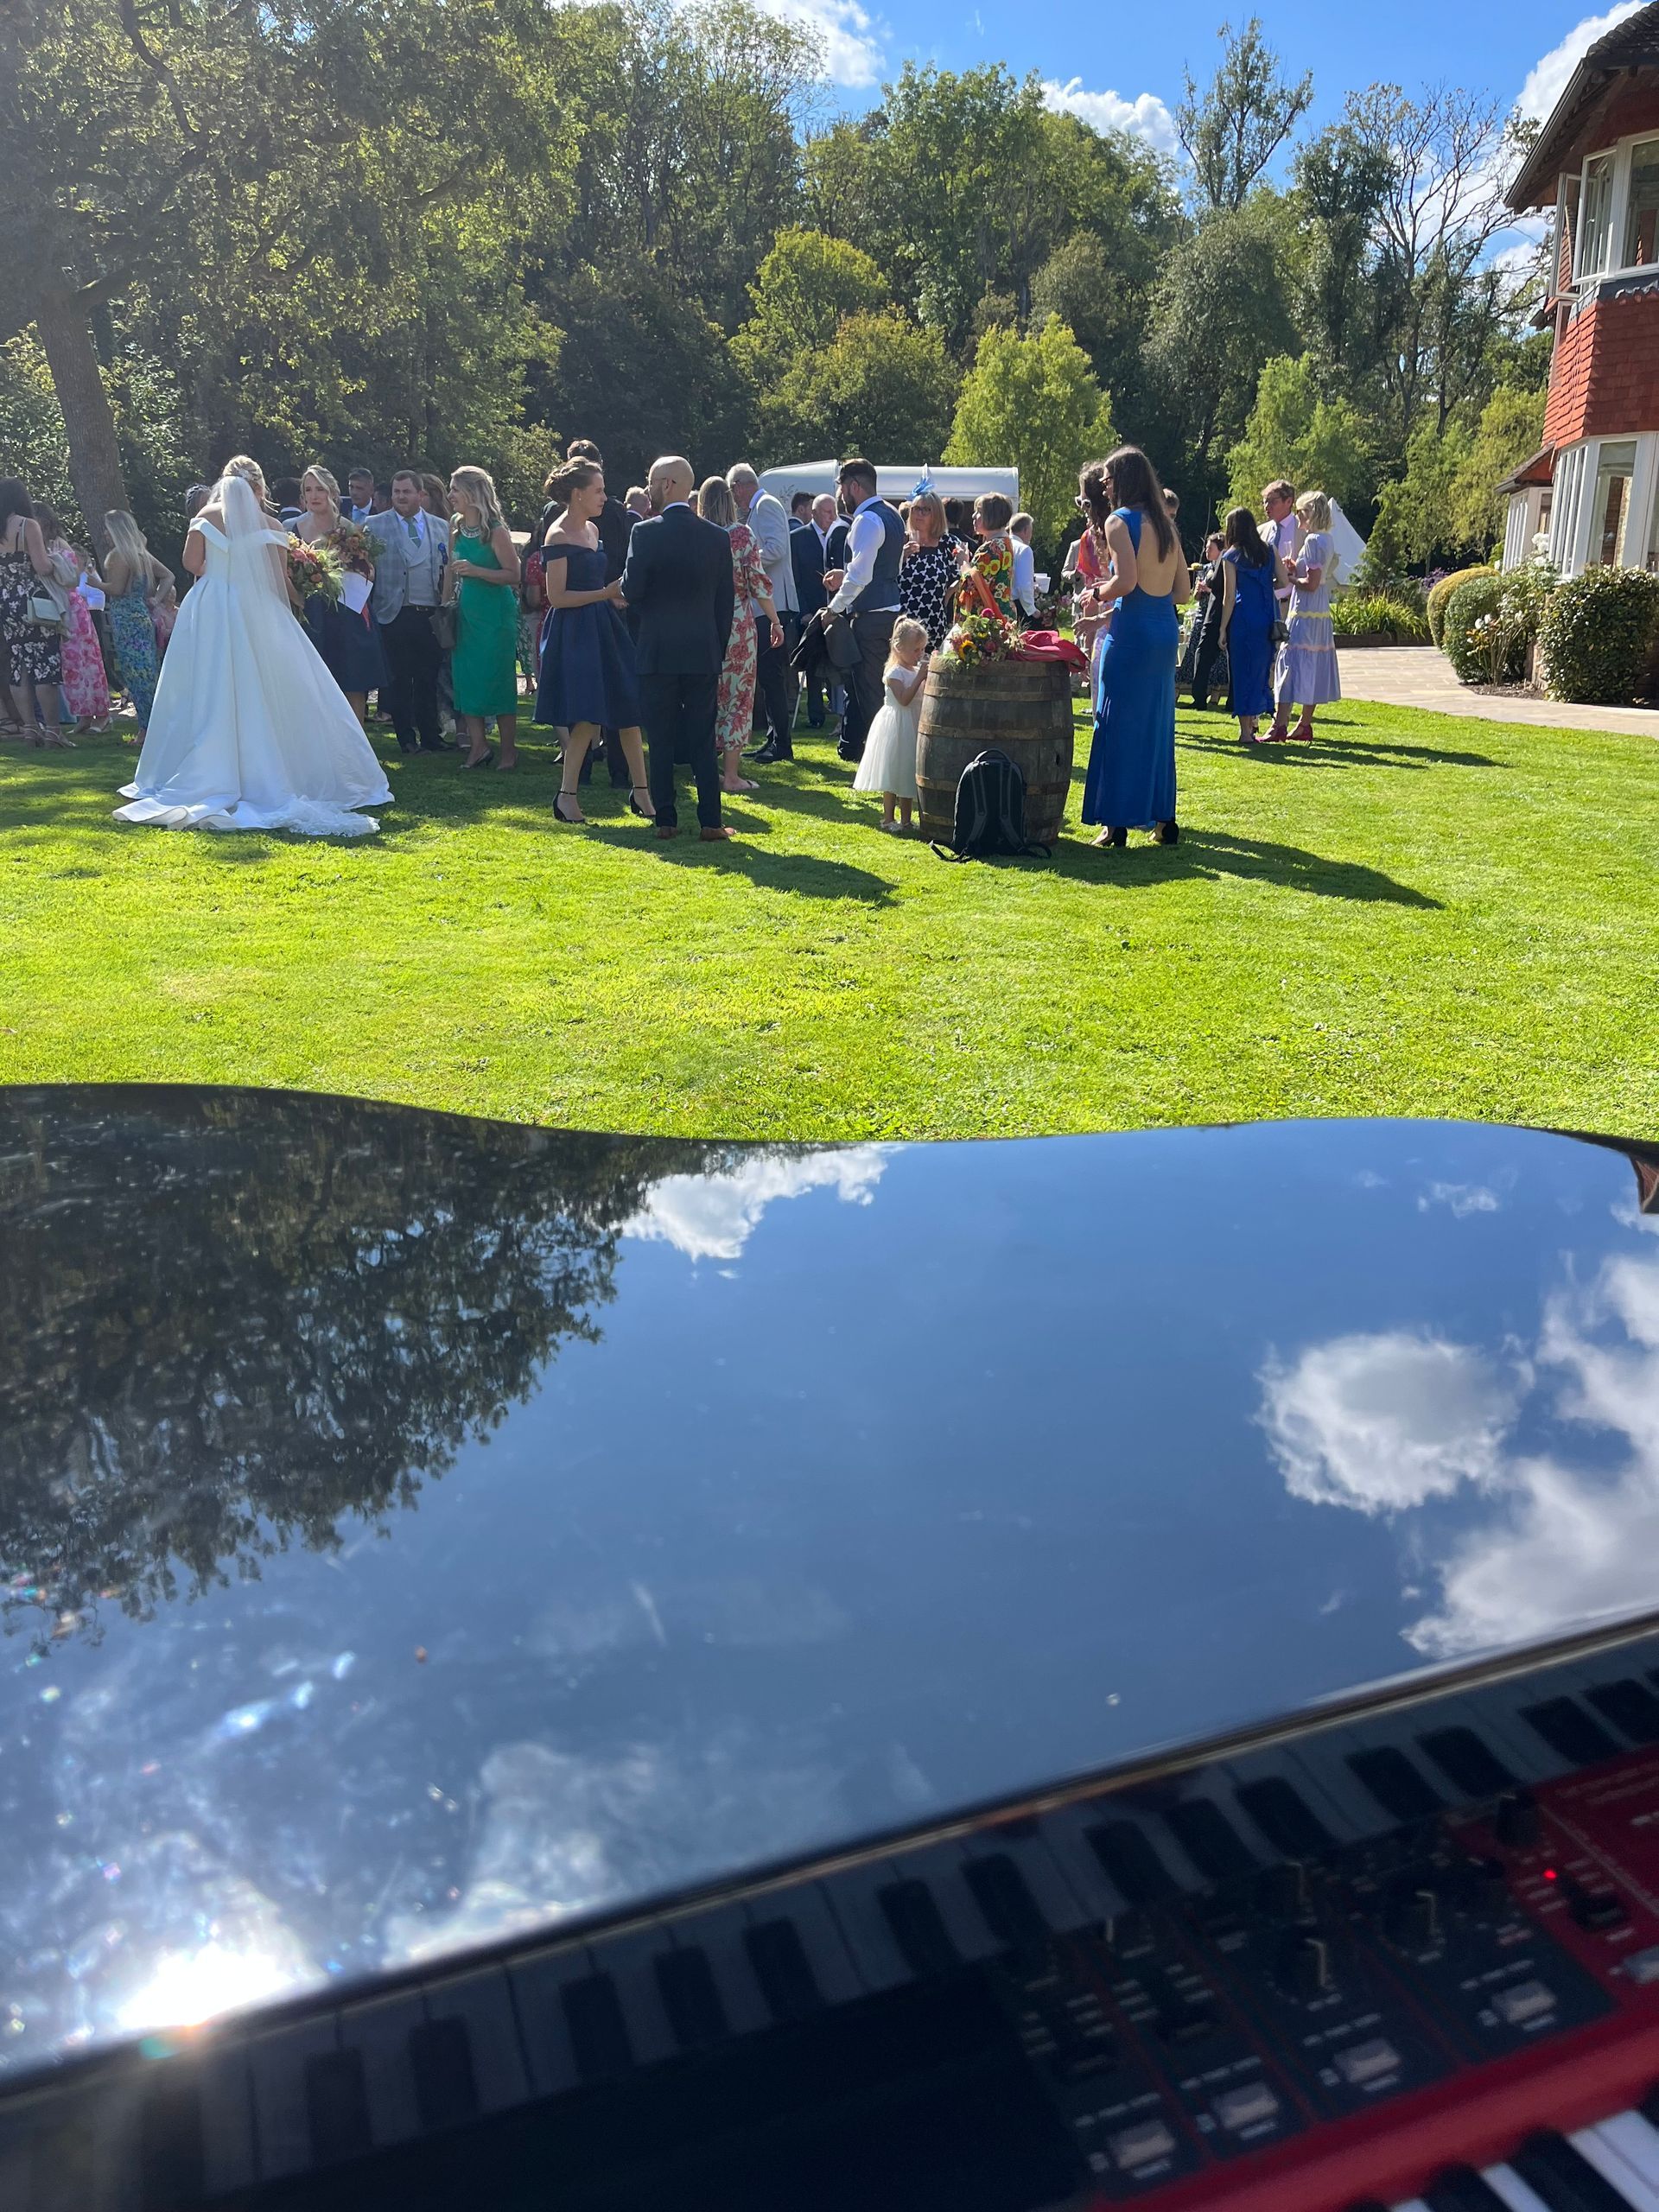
1258 1332 1522 1513
1259 1234 1659 1659
620 1146 891 1262
1417 1179 1505 1217
384 1735 843 1966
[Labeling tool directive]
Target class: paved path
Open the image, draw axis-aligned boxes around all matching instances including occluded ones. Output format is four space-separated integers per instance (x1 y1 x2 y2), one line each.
1338 646 1659 739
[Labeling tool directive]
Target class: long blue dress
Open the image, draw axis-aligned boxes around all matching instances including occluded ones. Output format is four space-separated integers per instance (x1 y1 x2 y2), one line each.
1224 549 1277 719
535 542 640 728
1081 508 1179 830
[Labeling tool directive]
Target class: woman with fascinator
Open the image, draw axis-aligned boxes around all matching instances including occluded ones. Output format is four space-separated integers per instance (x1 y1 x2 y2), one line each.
115 457 392 836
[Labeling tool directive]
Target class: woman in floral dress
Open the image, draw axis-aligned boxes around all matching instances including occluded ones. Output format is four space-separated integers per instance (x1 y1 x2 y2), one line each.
35 505 111 731
699 475 781 794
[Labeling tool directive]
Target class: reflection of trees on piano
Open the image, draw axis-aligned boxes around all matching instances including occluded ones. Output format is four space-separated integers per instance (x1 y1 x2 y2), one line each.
0 1089 730 1644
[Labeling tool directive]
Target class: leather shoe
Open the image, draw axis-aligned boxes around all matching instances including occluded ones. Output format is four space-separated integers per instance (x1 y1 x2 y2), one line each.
746 741 780 763
700 825 734 842
836 741 863 763
655 823 679 839
397 737 417 753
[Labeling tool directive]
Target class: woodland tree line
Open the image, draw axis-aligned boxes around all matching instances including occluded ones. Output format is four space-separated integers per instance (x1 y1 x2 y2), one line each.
1 0 1549 566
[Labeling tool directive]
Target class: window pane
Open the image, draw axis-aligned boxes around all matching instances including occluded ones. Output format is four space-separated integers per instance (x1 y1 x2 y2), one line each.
1591 442 1637 566
1625 139 1659 267
1580 152 1615 276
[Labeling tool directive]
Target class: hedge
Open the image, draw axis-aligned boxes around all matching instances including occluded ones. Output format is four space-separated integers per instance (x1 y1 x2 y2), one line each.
1427 565 1494 647
1538 566 1659 704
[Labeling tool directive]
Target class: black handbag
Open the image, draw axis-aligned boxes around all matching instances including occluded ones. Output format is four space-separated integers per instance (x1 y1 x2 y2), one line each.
431 599 460 651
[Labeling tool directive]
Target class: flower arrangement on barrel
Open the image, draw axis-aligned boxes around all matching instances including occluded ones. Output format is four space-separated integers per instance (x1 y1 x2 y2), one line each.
944 607 1019 665
284 538 342 611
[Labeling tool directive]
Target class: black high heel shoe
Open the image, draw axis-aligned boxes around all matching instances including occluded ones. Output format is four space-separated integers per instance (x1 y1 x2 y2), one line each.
1156 819 1179 846
553 792 583 824
1091 825 1128 849
627 785 655 818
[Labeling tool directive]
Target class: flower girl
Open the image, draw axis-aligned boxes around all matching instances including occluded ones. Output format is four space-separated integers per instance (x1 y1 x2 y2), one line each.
853 616 929 833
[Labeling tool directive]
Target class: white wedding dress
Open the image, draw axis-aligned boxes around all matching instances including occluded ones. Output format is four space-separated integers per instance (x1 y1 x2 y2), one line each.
116 475 393 836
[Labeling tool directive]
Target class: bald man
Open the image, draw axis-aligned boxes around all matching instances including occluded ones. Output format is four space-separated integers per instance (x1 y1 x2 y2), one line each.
618 457 737 839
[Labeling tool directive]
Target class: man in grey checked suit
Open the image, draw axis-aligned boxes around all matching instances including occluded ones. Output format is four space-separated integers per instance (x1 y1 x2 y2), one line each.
365 468 452 753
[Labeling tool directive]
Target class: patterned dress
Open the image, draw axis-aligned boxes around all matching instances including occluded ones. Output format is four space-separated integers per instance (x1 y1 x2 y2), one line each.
1274 530 1342 708
899 541 956 649
108 574 161 732
715 522 766 753
53 547 111 721
0 531 63 688
964 533 1016 623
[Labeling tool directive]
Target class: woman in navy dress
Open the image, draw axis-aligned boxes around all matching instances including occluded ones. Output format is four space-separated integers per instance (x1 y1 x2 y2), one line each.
1080 447 1190 850
535 459 651 823
1214 505 1286 745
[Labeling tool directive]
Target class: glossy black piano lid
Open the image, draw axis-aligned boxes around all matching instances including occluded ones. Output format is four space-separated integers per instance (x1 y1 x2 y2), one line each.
2 1087 1657 2082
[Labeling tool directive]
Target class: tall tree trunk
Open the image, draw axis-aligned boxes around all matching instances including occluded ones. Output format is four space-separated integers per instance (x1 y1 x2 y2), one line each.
34 283 129 537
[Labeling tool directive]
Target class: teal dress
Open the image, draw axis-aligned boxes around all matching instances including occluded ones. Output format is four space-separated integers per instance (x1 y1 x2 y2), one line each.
1081 508 1179 830
450 528 518 717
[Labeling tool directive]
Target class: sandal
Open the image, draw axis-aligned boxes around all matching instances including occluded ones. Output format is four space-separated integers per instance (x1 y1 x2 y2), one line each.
463 749 496 770
553 792 584 823
626 785 656 819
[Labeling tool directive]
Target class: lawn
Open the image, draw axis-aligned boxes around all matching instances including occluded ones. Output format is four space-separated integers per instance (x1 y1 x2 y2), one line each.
1 698 1655 1141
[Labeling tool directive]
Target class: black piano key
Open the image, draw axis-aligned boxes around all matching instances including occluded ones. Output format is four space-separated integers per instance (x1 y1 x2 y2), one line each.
1232 1777 1335 1859
654 1946 730 2050
1520 1699 1621 1767
562 1972 634 2079
139 2075 207 2209
1510 2129 1637 2211
879 1878 960 1977
1423 2168 1512 2211
1587 1678 1659 1743
1086 1819 1180 1904
745 1917 824 2022
408 2016 479 2133
1346 1745 1445 1823
1416 1726 1515 1799
1161 1797 1258 1883
963 1853 1049 1948
303 2048 372 2165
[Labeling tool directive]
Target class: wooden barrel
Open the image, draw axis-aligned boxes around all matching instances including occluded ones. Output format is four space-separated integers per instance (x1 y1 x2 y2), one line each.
916 657 1076 844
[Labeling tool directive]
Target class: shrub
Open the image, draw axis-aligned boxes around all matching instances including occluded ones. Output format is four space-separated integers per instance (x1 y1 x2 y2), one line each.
1441 575 1523 683
1332 593 1431 643
1538 565 1659 704
1427 564 1494 646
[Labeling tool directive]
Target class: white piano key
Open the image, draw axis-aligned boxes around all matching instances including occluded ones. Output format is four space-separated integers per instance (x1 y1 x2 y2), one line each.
1573 2124 1659 2208
887 1840 1003 1961
245 2012 340 2179
821 1861 914 1990
423 1964 529 2115
334 1986 426 2148
1480 2164 1558 2212
741 1883 862 2009
1593 2112 1659 2193
1035 1802 1131 1924
961 1821 1097 1934
674 1904 772 2037
194 2037 257 2198
505 1944 591 2098
1223 1738 1383 1852
590 1925 679 2066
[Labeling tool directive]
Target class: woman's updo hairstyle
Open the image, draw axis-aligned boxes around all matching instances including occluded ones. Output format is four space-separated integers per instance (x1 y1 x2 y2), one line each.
545 459 601 508
221 454 267 500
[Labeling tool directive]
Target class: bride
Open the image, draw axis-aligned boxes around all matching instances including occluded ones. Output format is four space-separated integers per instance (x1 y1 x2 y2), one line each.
115 458 393 836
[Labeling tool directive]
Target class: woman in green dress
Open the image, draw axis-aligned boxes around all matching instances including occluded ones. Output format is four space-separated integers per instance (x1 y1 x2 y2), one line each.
444 467 522 771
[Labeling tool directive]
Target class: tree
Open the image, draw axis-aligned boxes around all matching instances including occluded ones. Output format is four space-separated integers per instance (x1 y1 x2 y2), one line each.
1293 123 1394 371
1226 354 1371 515
1178 18 1313 214
733 229 891 391
945 316 1116 550
759 309 958 464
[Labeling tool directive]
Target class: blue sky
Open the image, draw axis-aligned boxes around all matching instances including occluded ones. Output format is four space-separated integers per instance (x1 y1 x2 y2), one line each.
786 0 1648 164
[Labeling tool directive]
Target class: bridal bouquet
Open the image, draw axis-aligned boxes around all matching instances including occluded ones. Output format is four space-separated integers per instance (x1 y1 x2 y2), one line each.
944 607 1018 667
322 521 375 613
285 539 342 609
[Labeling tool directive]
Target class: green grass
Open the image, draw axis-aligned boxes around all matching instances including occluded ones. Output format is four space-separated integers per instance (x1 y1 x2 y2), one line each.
2 698 1656 1140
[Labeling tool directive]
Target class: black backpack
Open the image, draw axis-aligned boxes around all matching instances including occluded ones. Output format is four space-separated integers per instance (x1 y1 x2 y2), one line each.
931 747 1050 863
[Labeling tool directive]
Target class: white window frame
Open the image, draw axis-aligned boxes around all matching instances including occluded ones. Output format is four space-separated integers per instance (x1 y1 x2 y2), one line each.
1550 434 1659 575
1570 129 1659 292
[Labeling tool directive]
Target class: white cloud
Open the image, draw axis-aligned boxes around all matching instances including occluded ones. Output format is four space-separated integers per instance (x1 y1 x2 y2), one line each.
764 0 884 87
1258 1332 1522 1515
1042 78 1179 160
1418 1181 1503 1217
1516 2 1645 122
623 1145 889 1262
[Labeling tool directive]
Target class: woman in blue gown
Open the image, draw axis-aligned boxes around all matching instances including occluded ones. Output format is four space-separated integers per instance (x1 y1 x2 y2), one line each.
1215 505 1286 745
1080 447 1190 850
534 459 651 823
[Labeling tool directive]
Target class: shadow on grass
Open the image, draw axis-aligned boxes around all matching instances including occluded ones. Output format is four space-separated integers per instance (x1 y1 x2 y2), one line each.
580 817 897 903
1044 825 1440 907
1173 724 1498 771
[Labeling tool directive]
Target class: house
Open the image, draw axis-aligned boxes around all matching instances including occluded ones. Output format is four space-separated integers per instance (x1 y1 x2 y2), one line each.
1503 0 1659 575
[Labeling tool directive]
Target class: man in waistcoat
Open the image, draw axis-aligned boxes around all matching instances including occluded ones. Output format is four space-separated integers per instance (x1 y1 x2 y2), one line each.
822 456 903 764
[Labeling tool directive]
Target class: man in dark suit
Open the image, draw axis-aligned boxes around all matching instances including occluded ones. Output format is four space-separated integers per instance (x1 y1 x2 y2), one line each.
790 492 838 729
620 455 736 842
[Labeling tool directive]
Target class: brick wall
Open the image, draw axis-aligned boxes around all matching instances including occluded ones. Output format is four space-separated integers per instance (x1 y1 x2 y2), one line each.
1544 291 1659 445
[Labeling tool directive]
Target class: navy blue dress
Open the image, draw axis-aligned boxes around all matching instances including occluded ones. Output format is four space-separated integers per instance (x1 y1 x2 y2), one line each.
1223 549 1276 719
307 594 386 696
1081 508 1179 830
536 542 640 728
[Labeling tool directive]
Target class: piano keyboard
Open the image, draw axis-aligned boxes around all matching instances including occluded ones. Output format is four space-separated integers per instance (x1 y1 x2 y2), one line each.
15 1630 1659 2209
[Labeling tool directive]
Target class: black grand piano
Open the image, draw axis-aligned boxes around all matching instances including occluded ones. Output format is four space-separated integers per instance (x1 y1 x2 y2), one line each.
6 1089 1659 2212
